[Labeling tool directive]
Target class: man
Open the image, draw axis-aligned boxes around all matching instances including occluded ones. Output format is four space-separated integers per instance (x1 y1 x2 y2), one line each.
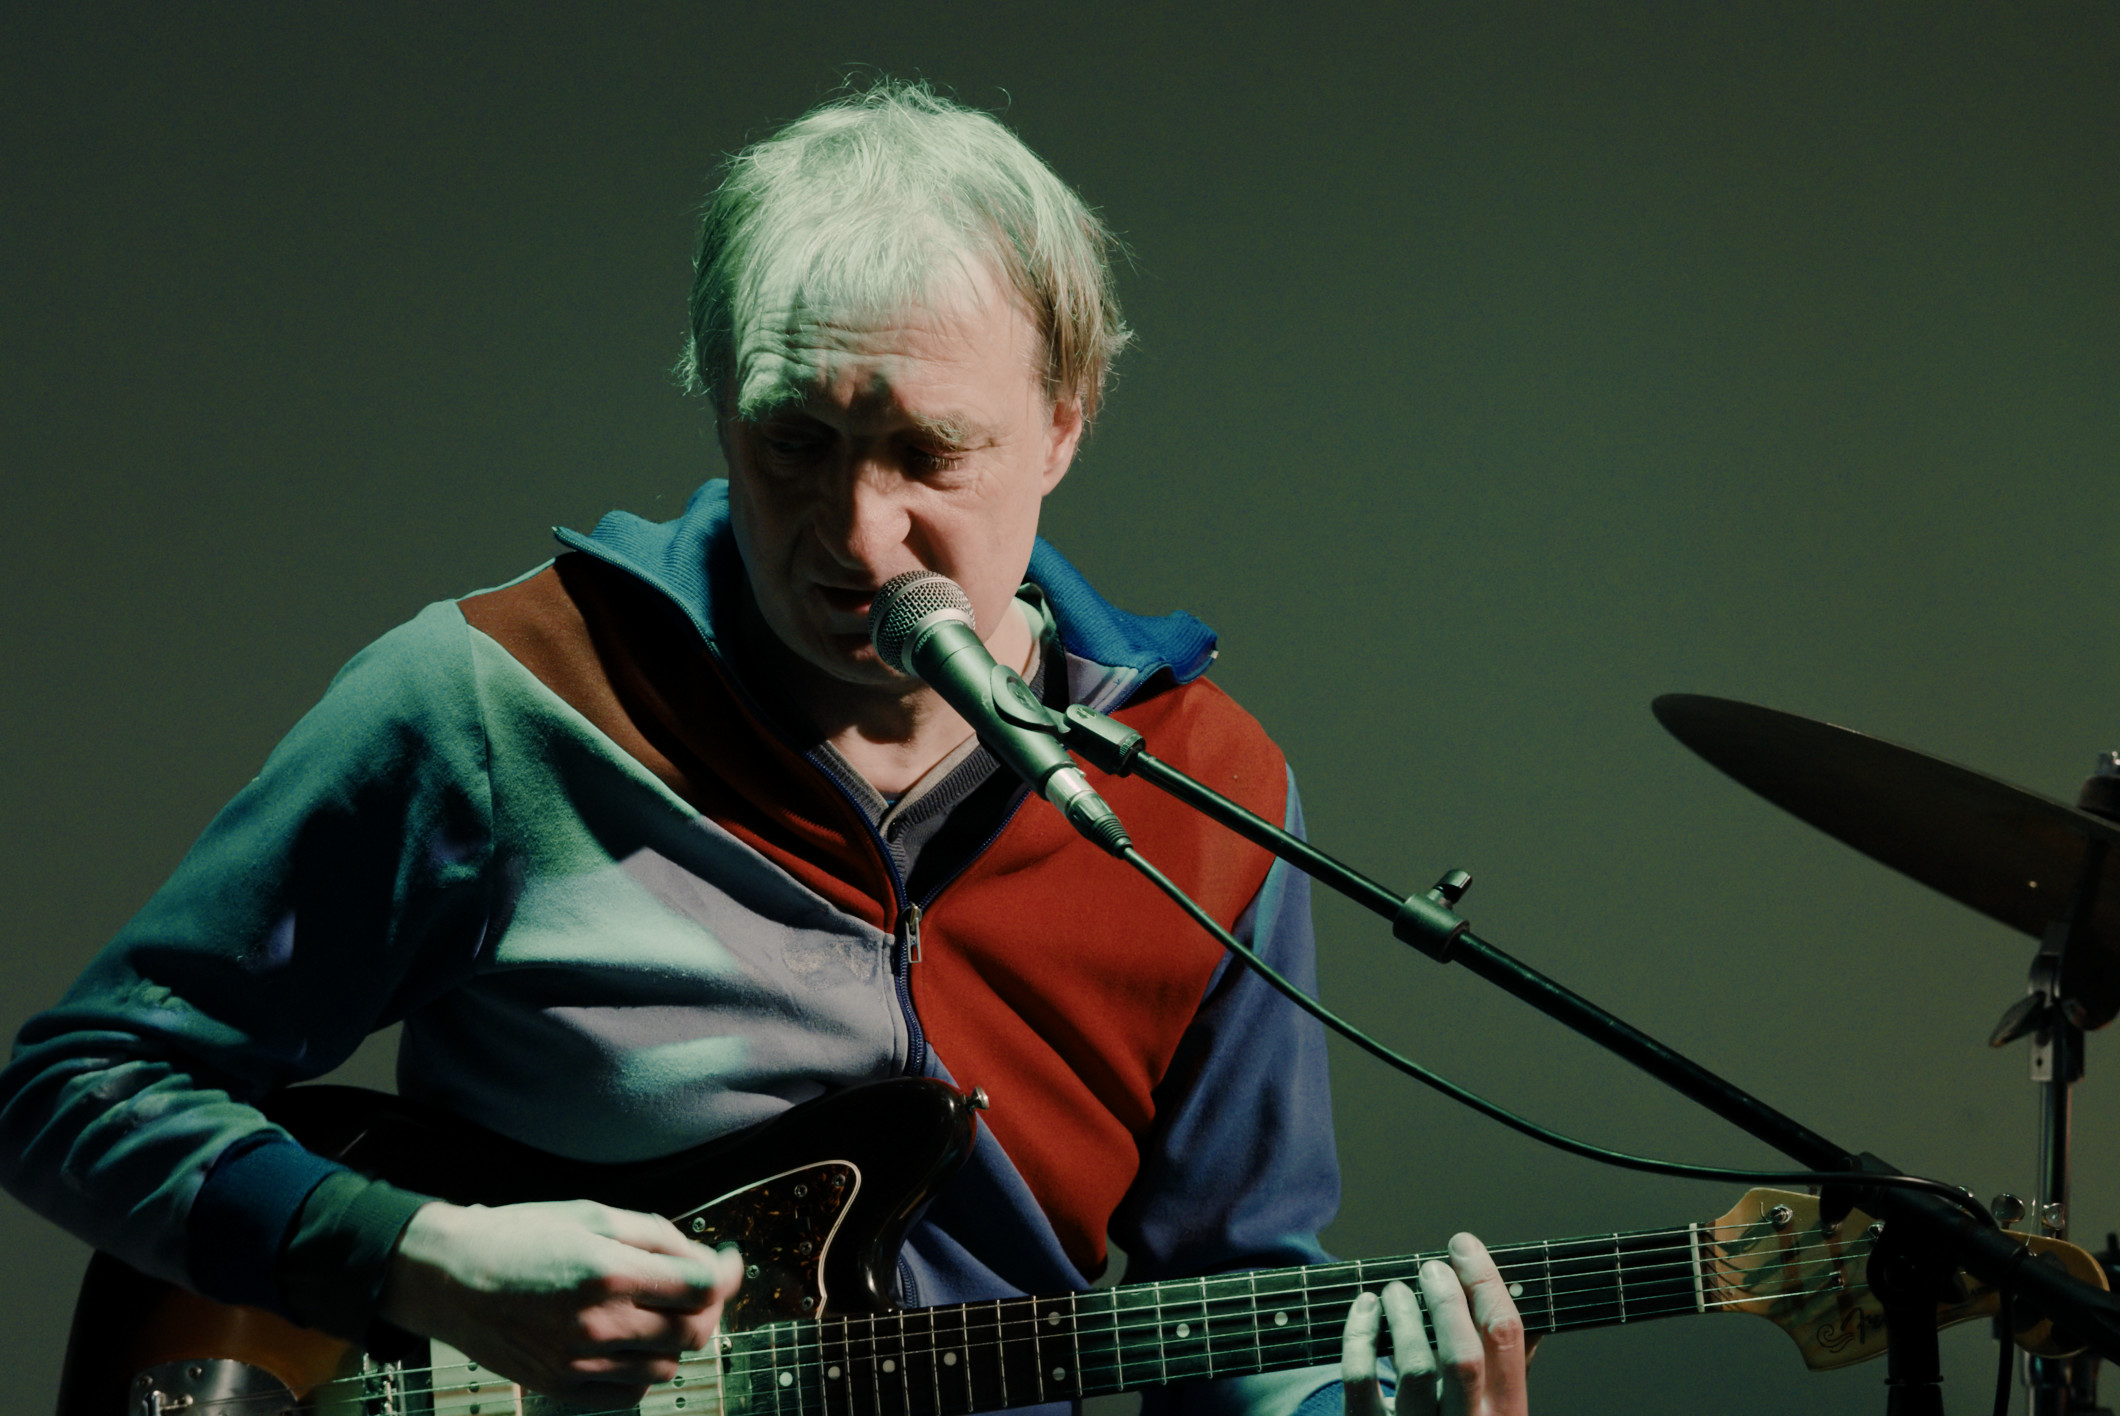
2 83 1527 1414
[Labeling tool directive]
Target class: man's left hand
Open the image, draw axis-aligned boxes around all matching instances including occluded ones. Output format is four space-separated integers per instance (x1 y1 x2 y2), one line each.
1340 1232 1529 1416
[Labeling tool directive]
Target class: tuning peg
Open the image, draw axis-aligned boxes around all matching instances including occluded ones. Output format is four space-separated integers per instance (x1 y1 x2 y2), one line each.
1991 1194 2027 1226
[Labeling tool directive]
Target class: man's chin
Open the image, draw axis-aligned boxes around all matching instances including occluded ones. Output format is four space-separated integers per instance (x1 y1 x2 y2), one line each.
811 633 907 686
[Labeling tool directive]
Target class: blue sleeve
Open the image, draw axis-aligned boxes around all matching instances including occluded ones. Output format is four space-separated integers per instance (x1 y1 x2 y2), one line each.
1116 767 1344 1416
0 600 497 1311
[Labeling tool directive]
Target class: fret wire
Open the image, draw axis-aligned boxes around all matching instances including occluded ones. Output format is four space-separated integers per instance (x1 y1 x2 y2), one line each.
923 1304 942 1416
819 1310 835 1416
1031 1293 1049 1405
952 1293 973 1413
888 1305 904 1416
1069 1290 1084 1399
1247 1271 1264 1375
993 1299 1008 1409
792 1314 809 1416
1154 1277 1168 1383
774 1319 787 1416
1114 1283 1128 1392
1194 1276 1213 1379
1300 1263 1314 1368
1613 1233 1625 1324
816 1317 835 1416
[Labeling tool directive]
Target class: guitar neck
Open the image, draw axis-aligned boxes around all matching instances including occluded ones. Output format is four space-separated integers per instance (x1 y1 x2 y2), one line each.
704 1224 1709 1416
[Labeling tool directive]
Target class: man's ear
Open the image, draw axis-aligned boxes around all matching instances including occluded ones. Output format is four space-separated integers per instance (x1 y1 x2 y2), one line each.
1042 396 1086 495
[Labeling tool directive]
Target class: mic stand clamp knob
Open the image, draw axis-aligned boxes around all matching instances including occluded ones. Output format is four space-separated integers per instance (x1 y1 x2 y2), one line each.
1394 871 1474 963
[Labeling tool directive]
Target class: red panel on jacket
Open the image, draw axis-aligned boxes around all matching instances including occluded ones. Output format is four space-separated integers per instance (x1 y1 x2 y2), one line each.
912 676 1286 1274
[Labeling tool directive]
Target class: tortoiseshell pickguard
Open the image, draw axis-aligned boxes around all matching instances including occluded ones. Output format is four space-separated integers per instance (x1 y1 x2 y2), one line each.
672 1162 861 1328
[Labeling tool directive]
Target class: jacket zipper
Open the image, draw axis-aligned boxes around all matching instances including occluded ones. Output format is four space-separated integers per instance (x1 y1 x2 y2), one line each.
660 631 944 1079
600 565 1153 1084
887 781 1034 1077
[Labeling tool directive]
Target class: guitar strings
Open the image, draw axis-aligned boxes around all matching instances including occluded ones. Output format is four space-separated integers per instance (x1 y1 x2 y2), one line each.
175 1287 1913 1416
182 1237 1874 1416
197 1233 1897 1416
170 1275 1863 1416
236 1233 1871 1408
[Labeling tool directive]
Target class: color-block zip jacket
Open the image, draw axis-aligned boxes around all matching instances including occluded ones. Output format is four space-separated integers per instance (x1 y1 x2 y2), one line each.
1 482 1339 1409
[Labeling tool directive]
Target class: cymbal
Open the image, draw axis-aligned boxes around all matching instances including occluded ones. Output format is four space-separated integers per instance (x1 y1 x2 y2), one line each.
1652 694 2120 1029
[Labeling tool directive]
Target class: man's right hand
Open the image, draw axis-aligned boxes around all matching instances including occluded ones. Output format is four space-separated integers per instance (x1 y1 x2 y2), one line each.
379 1198 744 1407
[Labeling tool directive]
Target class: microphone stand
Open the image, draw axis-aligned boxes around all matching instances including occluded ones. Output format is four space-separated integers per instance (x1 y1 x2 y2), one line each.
1057 705 2120 1413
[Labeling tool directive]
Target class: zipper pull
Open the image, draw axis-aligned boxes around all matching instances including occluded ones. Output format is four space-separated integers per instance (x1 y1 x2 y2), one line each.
902 903 923 964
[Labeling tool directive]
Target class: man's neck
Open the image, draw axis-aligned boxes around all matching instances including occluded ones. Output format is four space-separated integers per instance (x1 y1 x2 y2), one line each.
740 592 1038 799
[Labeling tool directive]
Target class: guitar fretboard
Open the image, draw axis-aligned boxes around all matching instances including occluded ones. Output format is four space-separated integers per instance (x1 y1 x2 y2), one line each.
709 1225 1712 1416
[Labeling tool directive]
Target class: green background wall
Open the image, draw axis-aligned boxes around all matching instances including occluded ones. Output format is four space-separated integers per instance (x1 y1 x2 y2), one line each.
4 4 2116 1412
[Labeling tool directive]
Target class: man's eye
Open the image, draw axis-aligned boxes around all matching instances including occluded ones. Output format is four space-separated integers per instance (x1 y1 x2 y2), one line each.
760 432 823 461
908 446 966 473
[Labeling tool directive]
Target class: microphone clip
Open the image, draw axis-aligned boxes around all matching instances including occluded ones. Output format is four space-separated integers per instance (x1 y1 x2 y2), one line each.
1058 704 1147 776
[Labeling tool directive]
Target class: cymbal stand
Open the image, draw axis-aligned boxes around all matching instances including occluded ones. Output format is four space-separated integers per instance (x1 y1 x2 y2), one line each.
2000 827 2113 1415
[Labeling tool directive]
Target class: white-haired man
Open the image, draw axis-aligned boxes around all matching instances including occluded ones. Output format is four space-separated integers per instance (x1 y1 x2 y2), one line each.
1 84 1528 1415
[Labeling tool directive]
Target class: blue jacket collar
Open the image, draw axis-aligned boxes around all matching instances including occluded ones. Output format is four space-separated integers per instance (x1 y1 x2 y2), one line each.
555 480 1220 685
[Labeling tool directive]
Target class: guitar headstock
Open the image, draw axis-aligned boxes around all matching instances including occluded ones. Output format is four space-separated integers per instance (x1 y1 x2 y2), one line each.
1703 1188 2107 1370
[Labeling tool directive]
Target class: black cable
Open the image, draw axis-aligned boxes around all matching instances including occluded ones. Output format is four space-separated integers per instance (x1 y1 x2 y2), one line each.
1993 1288 2015 1416
1118 844 1998 1228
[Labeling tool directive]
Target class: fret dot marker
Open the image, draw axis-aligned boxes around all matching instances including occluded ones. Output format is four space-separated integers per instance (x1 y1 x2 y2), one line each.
1176 1323 1191 1338
1047 1311 1061 1326
1508 1283 1524 1299
1273 1312 1288 1326
943 1353 959 1367
883 1360 898 1374
828 1366 841 1380
779 1372 794 1387
1053 1367 1068 1381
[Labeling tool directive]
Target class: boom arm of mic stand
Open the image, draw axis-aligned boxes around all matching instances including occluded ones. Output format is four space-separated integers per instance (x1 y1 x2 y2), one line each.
1058 704 2120 1362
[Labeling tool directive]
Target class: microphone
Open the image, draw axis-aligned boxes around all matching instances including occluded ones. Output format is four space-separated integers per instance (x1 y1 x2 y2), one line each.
869 571 1132 856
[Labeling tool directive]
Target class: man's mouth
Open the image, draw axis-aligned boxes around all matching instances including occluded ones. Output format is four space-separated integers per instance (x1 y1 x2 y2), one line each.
819 584 875 608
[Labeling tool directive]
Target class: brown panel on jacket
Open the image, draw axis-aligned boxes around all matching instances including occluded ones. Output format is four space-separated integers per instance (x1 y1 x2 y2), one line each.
458 554 893 930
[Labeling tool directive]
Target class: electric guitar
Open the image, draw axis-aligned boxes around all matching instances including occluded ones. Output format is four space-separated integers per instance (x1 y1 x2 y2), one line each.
71 1079 2105 1416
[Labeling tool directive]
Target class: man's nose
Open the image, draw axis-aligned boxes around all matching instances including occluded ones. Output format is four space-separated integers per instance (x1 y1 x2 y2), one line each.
818 465 910 570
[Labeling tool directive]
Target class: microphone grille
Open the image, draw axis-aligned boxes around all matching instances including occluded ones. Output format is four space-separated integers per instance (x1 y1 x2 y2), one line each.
869 571 975 672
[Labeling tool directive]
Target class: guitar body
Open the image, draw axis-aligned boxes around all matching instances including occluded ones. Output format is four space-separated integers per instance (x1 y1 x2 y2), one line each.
60 1077 979 1416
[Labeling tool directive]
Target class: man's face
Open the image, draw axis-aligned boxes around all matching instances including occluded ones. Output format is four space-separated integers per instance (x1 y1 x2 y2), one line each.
723 263 1084 699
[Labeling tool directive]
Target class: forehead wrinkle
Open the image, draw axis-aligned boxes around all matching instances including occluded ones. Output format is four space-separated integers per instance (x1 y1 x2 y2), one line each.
907 409 1000 448
733 304 922 421
732 253 1033 403
736 337 1019 449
